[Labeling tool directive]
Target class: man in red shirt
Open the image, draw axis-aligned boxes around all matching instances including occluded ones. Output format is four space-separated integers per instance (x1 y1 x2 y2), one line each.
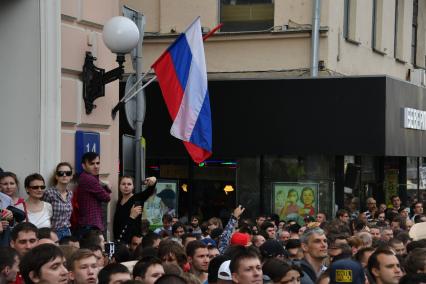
77 152 111 238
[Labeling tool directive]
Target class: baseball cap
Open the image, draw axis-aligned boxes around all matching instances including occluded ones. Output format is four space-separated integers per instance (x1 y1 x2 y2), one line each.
218 260 232 280
329 259 365 284
259 240 286 258
201 238 217 247
230 232 250 246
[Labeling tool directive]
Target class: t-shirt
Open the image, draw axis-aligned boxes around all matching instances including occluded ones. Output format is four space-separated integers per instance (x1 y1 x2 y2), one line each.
27 201 53 228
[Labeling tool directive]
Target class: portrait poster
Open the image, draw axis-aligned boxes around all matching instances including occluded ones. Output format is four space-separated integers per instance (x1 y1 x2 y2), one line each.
273 183 319 225
142 180 178 229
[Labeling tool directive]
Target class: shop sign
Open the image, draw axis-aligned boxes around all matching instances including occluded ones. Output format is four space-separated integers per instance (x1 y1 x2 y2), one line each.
404 107 426 130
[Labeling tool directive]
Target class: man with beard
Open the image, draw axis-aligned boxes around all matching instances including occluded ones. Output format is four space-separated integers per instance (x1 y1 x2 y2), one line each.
190 216 202 235
299 227 328 284
186 241 210 284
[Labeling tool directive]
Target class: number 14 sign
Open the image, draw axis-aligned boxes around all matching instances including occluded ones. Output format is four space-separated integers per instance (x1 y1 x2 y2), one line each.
75 131 100 174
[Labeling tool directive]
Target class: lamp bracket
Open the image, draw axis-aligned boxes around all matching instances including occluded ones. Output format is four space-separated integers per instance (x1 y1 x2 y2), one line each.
82 51 125 114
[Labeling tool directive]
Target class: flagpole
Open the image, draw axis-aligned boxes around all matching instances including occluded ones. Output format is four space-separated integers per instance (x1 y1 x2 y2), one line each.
111 22 223 119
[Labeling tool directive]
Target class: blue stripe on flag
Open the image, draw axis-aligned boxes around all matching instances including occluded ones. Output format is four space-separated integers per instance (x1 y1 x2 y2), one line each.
189 89 212 151
169 34 192 92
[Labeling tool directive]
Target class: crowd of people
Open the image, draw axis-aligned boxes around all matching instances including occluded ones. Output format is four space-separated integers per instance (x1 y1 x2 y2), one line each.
0 152 426 283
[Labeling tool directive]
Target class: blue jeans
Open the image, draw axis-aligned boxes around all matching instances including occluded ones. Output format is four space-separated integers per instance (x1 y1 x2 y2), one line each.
55 227 71 240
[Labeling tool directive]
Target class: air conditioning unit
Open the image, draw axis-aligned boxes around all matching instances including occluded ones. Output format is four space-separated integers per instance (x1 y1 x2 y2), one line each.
410 68 426 87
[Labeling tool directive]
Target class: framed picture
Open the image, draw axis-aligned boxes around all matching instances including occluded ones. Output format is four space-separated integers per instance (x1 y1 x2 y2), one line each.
272 182 319 224
142 179 178 228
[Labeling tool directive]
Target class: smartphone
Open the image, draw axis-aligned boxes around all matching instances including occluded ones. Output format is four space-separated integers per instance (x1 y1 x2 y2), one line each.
104 242 115 258
134 201 142 207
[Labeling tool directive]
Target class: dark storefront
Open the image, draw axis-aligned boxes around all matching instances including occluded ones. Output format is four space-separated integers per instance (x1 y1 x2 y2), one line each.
120 76 426 220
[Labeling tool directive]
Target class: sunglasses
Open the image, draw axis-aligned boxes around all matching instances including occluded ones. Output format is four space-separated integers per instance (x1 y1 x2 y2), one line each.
29 185 46 190
57 171 72 177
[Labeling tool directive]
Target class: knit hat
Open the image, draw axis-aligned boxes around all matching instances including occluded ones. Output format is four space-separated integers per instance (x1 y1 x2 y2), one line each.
230 232 250 246
329 259 365 284
259 240 286 258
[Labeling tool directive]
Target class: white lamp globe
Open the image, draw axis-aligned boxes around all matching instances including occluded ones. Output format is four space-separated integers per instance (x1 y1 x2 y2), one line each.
102 16 140 54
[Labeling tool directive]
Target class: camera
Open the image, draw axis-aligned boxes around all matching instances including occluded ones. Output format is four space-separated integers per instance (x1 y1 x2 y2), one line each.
104 242 115 258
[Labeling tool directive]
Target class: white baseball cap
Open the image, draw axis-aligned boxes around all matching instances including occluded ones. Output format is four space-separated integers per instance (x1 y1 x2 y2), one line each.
218 260 232 280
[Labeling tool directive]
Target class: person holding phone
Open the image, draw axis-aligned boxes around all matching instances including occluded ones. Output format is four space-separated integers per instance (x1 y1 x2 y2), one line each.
113 176 157 244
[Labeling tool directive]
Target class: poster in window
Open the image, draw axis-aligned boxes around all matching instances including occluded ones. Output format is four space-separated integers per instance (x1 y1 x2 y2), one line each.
142 180 178 228
272 183 319 224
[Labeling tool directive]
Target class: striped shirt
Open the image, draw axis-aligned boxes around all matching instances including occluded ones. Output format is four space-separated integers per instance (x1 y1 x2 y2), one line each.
43 187 73 229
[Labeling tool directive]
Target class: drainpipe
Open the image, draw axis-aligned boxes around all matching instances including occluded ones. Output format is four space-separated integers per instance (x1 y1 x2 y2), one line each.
310 0 321 77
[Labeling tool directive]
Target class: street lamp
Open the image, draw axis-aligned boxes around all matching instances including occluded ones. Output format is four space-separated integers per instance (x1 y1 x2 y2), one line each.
82 16 140 114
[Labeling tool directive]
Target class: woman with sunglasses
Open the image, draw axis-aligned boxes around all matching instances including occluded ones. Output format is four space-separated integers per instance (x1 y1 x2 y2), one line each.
43 162 74 240
24 173 52 228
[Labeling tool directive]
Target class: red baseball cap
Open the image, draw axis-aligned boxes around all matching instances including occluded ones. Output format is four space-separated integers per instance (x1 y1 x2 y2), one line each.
230 232 250 246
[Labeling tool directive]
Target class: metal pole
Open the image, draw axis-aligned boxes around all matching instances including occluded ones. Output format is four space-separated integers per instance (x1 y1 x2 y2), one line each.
310 0 321 77
417 157 420 201
135 14 146 192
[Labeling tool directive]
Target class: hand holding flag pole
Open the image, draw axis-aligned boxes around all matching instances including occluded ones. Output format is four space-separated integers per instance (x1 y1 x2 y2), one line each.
111 22 223 119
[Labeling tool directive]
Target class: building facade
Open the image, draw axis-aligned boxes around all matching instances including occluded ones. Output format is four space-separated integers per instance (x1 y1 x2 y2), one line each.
119 0 426 220
0 0 121 239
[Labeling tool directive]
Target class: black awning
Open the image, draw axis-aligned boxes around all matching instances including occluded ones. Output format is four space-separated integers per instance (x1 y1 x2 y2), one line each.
143 76 426 159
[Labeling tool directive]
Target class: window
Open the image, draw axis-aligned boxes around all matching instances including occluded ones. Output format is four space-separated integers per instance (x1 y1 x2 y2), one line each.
411 0 418 65
220 0 274 32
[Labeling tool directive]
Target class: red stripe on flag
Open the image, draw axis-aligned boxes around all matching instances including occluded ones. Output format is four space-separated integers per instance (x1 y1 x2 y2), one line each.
152 52 185 120
184 141 212 164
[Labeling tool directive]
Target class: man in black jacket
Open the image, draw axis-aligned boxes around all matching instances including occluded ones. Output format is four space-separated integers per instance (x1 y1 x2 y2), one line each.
299 227 328 284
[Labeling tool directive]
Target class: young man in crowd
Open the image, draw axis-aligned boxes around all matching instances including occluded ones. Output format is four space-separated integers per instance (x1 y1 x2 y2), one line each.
190 216 202 235
411 201 424 221
10 222 38 257
381 227 394 242
230 248 263 284
170 222 186 244
368 249 403 284
154 214 173 236
133 256 165 284
19 244 68 284
0 247 19 284
299 227 328 284
68 249 100 284
260 222 276 240
141 232 161 249
369 226 381 241
186 240 210 284
336 209 350 224
77 152 111 238
316 212 327 224
98 263 131 284
129 235 142 253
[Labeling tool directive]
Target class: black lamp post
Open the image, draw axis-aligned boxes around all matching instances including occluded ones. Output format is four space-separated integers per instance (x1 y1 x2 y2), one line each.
82 16 139 114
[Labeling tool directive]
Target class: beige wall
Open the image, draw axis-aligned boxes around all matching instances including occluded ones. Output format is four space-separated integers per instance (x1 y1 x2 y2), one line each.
121 0 425 81
61 0 120 239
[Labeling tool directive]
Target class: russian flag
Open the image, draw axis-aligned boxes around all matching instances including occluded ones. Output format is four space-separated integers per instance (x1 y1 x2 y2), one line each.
152 17 212 163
